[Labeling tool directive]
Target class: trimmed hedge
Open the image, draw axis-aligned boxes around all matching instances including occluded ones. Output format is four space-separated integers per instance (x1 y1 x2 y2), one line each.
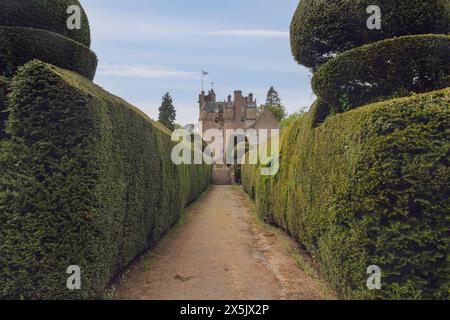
290 0 450 70
309 98 332 128
312 35 450 114
242 88 450 299
0 0 91 47
0 26 97 80
0 61 211 299
0 75 7 138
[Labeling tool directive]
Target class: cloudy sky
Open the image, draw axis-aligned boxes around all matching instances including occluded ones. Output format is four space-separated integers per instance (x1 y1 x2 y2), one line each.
80 0 314 125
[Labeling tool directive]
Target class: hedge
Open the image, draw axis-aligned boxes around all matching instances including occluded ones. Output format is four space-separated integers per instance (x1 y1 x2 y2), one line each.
0 75 8 138
0 26 97 80
242 88 450 299
0 0 91 47
312 35 450 114
309 98 332 128
290 0 450 70
0 61 211 299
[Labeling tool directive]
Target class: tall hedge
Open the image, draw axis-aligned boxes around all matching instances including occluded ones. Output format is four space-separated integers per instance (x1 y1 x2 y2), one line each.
0 26 97 80
290 0 450 69
312 35 450 113
0 61 211 299
242 88 450 299
0 75 7 138
0 0 91 47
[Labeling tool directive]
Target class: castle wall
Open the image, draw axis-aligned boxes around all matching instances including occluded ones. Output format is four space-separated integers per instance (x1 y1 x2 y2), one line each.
199 90 279 165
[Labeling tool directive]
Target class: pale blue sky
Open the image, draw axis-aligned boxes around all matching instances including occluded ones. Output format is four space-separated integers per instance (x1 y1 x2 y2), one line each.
80 0 314 125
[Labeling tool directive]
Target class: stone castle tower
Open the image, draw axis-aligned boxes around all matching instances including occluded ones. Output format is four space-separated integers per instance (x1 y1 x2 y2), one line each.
199 89 280 184
199 89 279 134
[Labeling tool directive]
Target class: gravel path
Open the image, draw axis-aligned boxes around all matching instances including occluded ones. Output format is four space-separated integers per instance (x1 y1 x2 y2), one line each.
115 185 332 300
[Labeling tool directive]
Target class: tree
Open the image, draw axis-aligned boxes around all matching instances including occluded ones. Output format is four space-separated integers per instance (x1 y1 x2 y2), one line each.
258 86 287 122
158 92 176 131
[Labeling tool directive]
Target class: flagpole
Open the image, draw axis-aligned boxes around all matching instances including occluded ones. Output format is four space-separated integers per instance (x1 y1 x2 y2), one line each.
201 71 208 92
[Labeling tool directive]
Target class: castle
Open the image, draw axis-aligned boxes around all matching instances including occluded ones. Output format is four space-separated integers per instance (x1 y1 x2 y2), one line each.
199 89 279 184
199 89 279 135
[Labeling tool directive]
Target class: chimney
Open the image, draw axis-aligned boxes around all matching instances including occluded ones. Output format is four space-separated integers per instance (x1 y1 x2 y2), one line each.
248 93 254 103
228 95 232 104
199 91 205 105
234 90 242 101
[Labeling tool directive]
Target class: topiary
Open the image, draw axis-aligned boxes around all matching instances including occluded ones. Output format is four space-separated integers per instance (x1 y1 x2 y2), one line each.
0 27 98 80
0 60 211 299
257 0 450 299
0 75 8 138
312 34 450 113
0 0 91 47
243 88 450 299
0 1 97 80
310 98 332 128
290 0 450 70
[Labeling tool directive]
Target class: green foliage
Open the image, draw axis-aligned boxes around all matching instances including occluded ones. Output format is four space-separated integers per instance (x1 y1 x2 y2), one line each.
312 35 450 114
0 75 8 138
290 0 450 70
0 26 97 80
309 99 332 128
265 86 282 107
158 92 177 131
0 61 211 299
0 0 91 47
242 88 450 299
280 109 306 130
259 86 286 122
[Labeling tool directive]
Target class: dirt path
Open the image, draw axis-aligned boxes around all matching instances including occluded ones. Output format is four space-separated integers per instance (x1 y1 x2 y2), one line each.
115 185 333 300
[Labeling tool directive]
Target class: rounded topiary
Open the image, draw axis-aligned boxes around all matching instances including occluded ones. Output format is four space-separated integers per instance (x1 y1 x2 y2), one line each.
0 0 91 47
312 34 450 113
0 26 97 80
291 0 450 70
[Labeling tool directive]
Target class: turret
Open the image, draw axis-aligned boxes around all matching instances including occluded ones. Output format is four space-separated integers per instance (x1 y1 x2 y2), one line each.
199 91 205 105
234 90 243 102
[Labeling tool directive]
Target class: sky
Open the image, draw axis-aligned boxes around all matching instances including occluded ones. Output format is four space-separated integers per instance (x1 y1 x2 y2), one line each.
80 0 315 126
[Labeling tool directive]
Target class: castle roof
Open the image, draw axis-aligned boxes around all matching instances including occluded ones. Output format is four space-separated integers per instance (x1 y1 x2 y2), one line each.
248 106 280 130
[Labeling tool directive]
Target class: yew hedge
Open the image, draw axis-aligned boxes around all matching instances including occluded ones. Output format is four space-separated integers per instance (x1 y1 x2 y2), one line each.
0 26 98 80
290 0 450 70
0 61 211 299
242 88 450 299
0 75 7 138
312 35 450 114
0 0 91 47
